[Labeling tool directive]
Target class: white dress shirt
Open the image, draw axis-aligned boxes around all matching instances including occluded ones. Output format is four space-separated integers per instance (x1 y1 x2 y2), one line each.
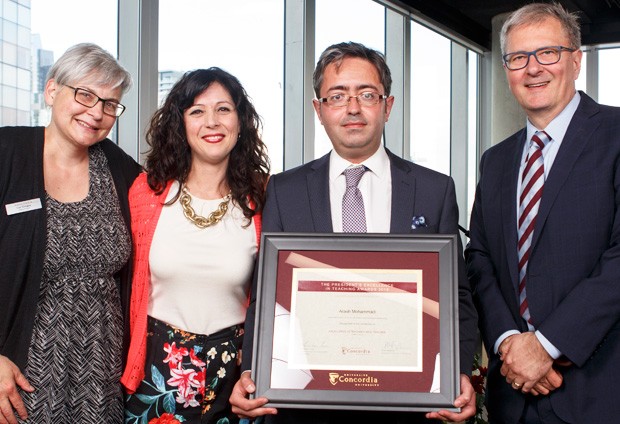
329 146 392 233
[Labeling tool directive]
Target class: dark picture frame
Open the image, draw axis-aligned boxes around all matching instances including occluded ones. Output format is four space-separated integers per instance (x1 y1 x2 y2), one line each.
251 233 460 412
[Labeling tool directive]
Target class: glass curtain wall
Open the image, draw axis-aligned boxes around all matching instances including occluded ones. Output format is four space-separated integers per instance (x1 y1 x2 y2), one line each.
313 0 385 159
599 47 620 107
14 0 117 131
410 22 451 175
158 0 285 172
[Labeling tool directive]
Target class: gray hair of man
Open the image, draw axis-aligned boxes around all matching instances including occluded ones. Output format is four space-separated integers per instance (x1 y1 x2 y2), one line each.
500 2 581 55
312 41 392 98
46 42 132 95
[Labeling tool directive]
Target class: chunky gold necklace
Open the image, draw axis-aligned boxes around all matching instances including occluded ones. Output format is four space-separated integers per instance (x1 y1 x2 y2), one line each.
180 186 231 229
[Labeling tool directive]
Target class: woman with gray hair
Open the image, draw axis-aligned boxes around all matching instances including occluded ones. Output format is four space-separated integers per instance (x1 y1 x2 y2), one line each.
0 43 140 423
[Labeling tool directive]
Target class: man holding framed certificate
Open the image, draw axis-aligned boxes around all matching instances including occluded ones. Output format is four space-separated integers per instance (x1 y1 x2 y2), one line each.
230 41 478 423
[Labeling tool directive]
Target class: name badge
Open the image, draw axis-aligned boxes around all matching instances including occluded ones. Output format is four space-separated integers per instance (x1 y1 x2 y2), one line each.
5 198 43 216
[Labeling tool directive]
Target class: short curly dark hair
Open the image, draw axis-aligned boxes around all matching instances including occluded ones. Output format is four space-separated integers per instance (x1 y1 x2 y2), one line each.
144 67 270 221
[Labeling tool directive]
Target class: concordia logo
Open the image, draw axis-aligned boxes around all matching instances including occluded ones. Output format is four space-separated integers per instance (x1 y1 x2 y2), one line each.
329 373 340 386
327 372 379 387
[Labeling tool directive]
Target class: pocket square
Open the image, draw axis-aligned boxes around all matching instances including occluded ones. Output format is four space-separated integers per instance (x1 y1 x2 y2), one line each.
411 215 428 229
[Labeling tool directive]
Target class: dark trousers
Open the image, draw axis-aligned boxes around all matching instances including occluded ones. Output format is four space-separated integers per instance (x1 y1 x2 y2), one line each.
519 397 569 424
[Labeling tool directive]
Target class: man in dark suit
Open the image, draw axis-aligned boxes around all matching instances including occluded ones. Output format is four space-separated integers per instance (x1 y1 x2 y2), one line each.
466 3 620 423
229 41 478 423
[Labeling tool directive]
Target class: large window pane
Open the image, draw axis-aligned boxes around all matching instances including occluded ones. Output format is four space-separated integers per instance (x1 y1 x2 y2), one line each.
2 84 16 107
3 40 16 65
2 107 17 125
2 62 16 85
16 44 28 68
575 48 587 93
30 0 117 55
17 23 28 47
17 87 29 110
3 0 119 129
599 48 620 107
3 0 17 21
159 0 284 172
3 19 17 44
17 66 28 89
314 0 385 159
410 22 450 175
17 3 29 27
467 50 479 226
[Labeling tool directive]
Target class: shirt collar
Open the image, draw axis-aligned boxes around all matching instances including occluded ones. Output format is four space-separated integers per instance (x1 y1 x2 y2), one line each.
526 90 581 144
329 146 390 182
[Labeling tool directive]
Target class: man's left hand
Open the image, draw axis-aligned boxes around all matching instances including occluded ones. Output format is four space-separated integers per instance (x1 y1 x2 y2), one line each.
500 332 555 393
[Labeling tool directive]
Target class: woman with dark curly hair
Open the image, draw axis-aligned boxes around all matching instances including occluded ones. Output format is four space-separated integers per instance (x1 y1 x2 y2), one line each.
121 68 270 424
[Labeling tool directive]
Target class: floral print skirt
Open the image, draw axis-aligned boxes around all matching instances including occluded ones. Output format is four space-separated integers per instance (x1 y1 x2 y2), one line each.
125 316 243 424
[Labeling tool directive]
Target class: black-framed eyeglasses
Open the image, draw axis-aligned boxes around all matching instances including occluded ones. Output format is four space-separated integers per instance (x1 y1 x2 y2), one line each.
502 46 576 70
318 91 388 108
66 85 126 117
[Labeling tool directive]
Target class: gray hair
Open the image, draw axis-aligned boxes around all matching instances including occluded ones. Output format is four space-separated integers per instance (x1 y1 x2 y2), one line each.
500 2 581 55
313 41 392 98
46 43 132 94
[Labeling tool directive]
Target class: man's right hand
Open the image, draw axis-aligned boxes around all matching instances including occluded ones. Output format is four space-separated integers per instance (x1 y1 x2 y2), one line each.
0 355 34 424
229 371 278 419
529 367 564 396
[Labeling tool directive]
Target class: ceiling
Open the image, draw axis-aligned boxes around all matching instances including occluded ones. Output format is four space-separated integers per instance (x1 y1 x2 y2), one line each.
396 0 620 50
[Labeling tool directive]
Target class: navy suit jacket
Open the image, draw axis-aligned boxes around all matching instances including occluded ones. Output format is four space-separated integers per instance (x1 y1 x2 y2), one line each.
241 148 477 423
466 92 620 423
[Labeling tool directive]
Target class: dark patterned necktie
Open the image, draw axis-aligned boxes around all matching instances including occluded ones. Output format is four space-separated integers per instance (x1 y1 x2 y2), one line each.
517 131 550 329
342 166 367 233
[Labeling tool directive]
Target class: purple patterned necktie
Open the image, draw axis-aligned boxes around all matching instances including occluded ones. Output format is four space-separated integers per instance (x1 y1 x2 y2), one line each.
342 166 367 233
518 131 550 330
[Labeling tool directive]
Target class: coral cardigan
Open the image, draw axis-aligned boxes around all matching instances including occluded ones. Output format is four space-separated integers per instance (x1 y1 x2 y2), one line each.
121 173 262 393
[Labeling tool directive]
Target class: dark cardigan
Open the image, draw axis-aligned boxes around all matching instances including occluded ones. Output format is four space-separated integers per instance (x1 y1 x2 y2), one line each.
0 126 141 370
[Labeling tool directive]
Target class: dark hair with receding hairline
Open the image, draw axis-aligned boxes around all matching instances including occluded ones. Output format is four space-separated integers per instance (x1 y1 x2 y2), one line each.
144 67 270 222
500 2 581 55
313 41 392 98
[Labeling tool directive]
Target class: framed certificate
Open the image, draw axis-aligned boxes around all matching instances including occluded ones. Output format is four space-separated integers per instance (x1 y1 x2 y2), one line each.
251 233 460 412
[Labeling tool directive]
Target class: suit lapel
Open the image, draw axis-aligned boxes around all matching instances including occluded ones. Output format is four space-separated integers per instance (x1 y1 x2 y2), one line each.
531 94 600 249
388 151 415 233
306 153 334 232
503 129 526 291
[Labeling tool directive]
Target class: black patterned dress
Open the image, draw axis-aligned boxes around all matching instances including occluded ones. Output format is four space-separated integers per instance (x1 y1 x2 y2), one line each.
20 145 131 423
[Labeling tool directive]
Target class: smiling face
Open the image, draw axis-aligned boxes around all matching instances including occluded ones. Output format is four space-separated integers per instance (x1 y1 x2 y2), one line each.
45 76 121 149
312 57 394 163
183 82 240 168
504 16 582 129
